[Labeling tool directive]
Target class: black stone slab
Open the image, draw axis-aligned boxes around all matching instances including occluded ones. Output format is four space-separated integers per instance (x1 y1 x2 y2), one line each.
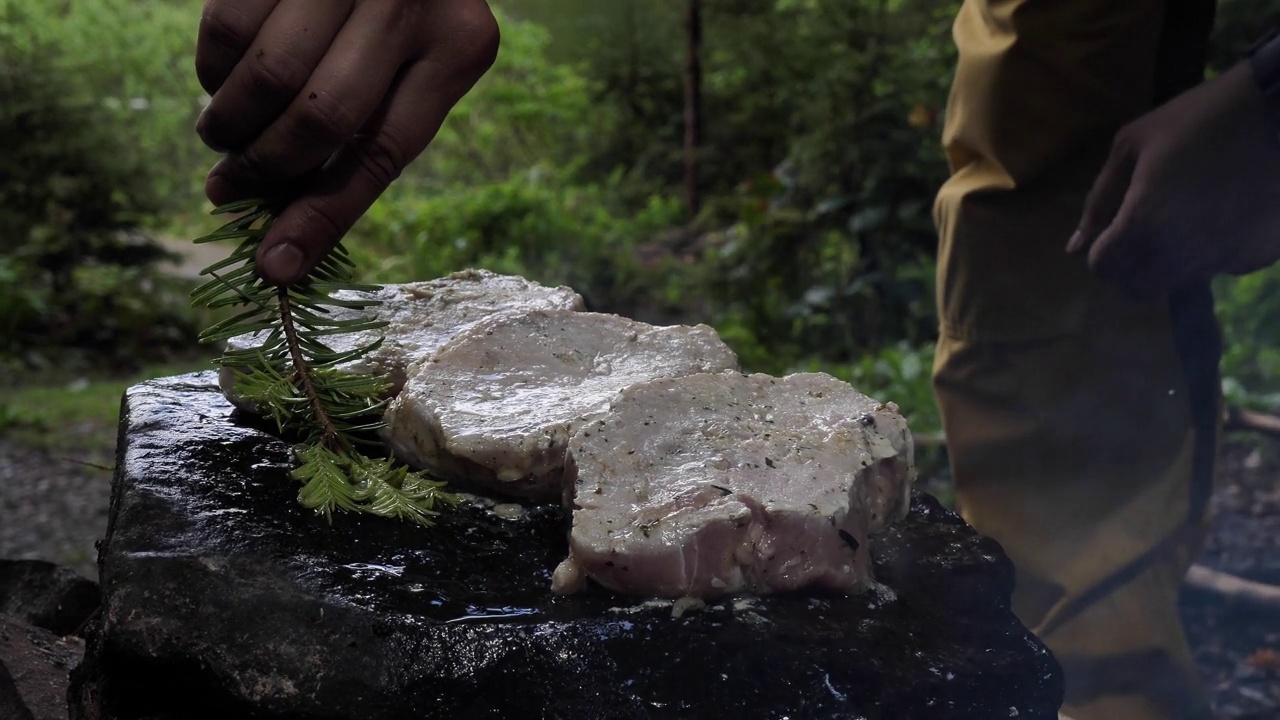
80 372 1062 719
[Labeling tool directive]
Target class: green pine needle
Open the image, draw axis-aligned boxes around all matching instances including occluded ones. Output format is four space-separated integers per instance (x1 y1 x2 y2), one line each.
191 201 457 526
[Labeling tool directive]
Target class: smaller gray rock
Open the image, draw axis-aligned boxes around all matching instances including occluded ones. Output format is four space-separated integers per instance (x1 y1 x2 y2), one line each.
0 614 84 720
0 561 99 637
385 310 739 501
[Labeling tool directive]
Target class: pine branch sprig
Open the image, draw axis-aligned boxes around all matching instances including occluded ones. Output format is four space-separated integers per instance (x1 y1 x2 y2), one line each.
191 201 459 526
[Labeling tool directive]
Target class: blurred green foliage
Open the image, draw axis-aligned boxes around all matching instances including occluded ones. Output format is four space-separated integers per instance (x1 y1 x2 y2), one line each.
411 15 595 187
350 172 684 312
1217 267 1280 410
2 0 211 210
0 0 208 368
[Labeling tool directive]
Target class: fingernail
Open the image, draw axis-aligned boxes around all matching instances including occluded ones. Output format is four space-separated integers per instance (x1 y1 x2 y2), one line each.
1065 230 1084 253
261 243 306 286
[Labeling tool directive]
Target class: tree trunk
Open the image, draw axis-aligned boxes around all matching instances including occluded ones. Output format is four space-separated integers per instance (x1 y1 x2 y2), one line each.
1184 564 1280 610
1224 405 1280 439
683 0 703 218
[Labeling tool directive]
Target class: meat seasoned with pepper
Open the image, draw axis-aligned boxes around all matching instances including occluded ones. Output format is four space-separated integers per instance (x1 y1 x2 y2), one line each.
384 309 739 501
552 371 914 598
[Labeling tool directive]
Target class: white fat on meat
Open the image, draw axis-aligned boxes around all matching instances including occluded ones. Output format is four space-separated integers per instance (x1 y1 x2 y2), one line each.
551 371 915 599
383 310 739 501
218 269 584 411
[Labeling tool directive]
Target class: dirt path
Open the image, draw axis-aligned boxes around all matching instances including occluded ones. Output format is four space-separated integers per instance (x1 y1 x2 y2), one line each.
154 235 233 279
0 439 110 581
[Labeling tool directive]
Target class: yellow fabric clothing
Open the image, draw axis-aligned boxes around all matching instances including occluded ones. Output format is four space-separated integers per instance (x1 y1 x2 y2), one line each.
933 1 1221 718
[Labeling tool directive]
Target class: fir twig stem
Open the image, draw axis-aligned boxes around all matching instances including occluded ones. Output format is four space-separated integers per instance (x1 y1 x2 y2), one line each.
277 286 342 452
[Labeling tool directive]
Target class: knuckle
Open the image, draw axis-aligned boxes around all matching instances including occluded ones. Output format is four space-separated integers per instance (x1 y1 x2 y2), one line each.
229 146 274 184
292 92 357 145
442 2 501 74
200 2 255 53
245 48 311 99
197 3 255 89
298 199 349 249
356 129 412 190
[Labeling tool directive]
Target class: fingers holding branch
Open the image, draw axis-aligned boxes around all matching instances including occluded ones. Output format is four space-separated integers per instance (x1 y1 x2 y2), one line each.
194 0 500 286
251 1 500 285
195 0 280 95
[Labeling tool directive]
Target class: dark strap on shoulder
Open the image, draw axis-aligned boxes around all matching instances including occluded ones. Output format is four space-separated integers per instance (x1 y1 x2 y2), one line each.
1249 27 1280 145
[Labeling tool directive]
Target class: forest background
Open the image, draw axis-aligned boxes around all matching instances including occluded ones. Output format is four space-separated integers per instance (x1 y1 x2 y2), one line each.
4 0 1280 467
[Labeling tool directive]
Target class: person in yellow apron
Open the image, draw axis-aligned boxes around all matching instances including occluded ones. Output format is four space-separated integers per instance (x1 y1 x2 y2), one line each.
935 2 1280 717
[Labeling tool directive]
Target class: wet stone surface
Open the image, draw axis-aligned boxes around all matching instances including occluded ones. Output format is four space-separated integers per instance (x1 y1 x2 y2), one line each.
80 373 1063 719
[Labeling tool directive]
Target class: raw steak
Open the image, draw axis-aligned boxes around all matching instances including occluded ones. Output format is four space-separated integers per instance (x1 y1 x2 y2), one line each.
218 270 583 410
384 310 739 501
551 371 915 599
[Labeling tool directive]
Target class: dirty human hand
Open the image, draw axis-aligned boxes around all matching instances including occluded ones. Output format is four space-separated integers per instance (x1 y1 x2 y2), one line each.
1067 61 1280 298
195 0 500 285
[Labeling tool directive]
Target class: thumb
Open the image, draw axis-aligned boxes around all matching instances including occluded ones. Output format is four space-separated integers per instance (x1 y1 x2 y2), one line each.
1067 136 1139 254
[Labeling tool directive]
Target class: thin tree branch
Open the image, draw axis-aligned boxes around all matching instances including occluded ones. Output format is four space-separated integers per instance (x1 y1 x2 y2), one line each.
1224 405 1280 440
683 0 703 218
1185 564 1280 610
277 287 342 452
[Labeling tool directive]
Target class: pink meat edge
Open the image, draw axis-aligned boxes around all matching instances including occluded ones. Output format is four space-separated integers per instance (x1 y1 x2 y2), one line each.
552 455 905 599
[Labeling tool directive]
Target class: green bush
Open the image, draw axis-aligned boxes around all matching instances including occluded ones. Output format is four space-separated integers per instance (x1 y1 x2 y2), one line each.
1216 269 1280 409
349 171 685 317
0 0 204 366
691 184 938 372
1 0 209 214
0 256 46 344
